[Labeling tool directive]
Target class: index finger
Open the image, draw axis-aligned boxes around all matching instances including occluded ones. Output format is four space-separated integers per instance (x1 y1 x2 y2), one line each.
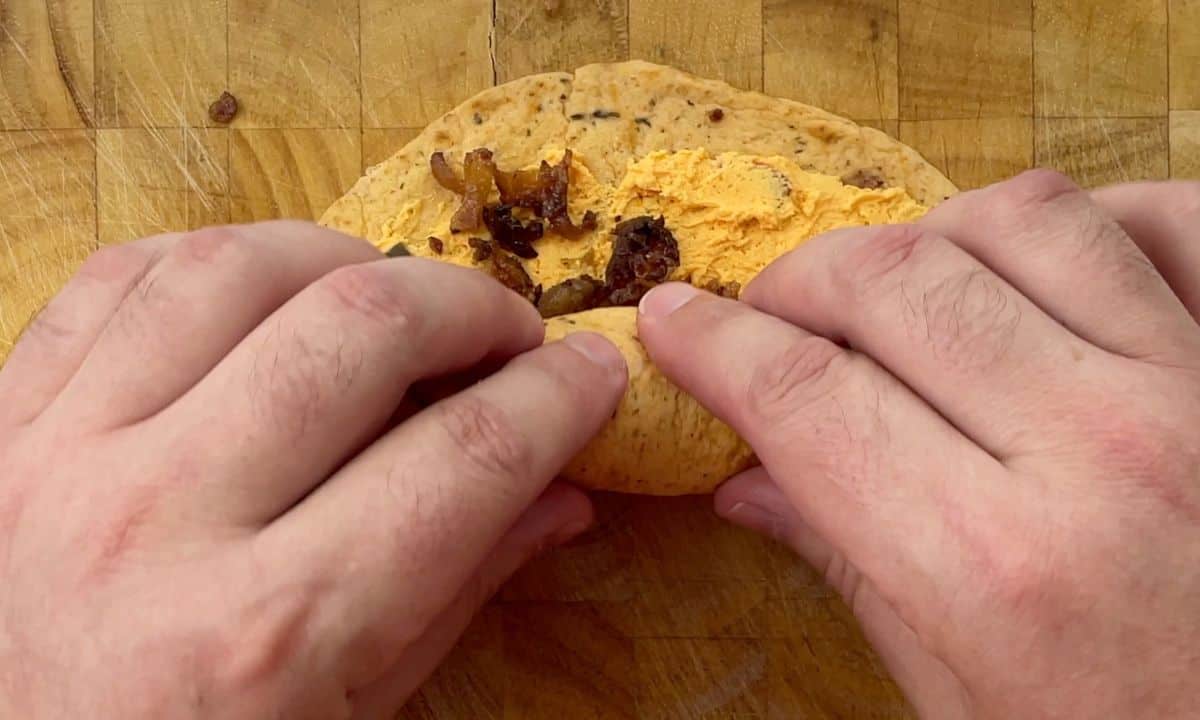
258 331 626 679
636 283 1021 637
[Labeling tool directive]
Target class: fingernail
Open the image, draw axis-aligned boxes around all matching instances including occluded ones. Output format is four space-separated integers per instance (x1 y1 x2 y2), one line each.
639 282 700 318
548 520 591 547
562 332 626 373
723 502 788 542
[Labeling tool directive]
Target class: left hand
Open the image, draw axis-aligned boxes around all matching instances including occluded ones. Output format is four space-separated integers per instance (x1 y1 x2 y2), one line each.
0 220 626 718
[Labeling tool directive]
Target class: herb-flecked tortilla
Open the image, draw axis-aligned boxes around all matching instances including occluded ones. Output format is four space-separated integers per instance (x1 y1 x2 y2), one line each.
320 61 956 495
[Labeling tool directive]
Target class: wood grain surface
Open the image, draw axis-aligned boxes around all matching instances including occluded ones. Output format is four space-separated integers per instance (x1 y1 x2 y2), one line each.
1 1 1197 717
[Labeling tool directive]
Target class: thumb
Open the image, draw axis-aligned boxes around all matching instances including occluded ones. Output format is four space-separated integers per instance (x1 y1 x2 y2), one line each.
349 482 592 719
716 468 972 720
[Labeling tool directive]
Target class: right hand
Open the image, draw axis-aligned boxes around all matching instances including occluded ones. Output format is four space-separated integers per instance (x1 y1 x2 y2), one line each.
637 172 1200 719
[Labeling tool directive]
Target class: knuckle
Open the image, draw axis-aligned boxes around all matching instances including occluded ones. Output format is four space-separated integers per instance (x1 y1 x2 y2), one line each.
914 268 1022 371
118 265 181 339
174 225 246 266
965 170 1081 242
994 168 1080 209
435 395 531 488
978 537 1063 614
835 224 933 295
77 242 153 284
168 226 262 289
1088 410 1200 518
744 336 848 427
1102 425 1173 478
317 263 419 329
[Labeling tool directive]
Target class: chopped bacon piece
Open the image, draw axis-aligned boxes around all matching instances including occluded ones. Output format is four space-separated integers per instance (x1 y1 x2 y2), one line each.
482 204 543 259
448 148 495 233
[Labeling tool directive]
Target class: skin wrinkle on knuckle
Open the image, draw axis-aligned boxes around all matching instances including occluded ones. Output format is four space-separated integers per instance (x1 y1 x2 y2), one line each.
116 264 198 352
835 224 928 296
912 268 1023 372
173 227 275 296
317 264 420 332
18 245 155 348
77 242 153 284
828 225 1027 373
175 226 245 266
435 394 531 495
743 336 847 431
1089 412 1200 523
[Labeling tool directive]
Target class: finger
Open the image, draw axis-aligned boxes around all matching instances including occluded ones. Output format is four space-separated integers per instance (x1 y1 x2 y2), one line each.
1091 181 1200 323
157 258 548 526
742 224 1103 458
919 169 1198 361
716 468 971 720
261 333 625 681
46 221 381 430
638 285 1019 634
0 233 178 426
348 483 591 718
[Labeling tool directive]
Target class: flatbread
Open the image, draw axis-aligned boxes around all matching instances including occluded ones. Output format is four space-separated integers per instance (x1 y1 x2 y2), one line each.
563 62 955 204
322 71 575 241
321 61 956 495
545 307 754 495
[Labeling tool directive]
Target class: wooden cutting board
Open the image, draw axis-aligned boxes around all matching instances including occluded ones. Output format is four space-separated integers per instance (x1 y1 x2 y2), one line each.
2 1 1197 717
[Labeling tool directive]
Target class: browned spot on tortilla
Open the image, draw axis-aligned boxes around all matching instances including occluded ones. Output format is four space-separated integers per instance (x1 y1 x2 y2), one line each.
842 168 887 190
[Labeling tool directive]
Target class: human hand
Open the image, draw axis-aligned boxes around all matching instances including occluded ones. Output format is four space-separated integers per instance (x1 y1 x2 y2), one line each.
0 221 626 718
637 172 1200 719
